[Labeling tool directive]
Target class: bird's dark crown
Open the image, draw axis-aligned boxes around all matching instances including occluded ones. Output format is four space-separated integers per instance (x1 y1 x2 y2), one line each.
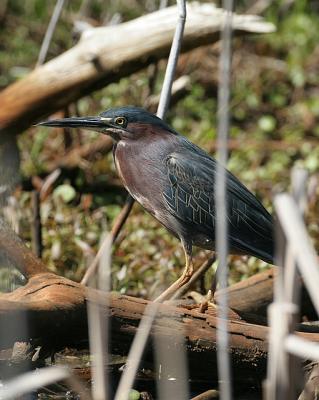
100 106 179 135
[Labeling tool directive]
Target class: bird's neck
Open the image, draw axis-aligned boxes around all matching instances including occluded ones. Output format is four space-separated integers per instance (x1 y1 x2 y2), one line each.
113 135 177 191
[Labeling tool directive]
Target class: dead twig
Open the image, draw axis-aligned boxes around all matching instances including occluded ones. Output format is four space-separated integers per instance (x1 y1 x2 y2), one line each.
36 0 65 67
80 195 134 285
31 190 42 259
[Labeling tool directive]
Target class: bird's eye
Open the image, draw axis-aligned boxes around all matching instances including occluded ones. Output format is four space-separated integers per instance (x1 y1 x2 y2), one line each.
115 117 127 126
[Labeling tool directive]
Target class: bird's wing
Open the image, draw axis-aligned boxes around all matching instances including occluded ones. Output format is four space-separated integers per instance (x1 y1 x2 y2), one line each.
163 146 273 260
163 152 216 231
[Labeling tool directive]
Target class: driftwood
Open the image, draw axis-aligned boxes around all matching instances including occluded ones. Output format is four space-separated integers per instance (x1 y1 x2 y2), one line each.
0 3 274 137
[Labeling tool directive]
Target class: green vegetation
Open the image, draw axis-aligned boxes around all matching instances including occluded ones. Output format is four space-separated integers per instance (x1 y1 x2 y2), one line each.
1 1 319 296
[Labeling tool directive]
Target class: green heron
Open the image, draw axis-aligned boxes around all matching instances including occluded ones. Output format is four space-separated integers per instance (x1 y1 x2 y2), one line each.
38 106 274 301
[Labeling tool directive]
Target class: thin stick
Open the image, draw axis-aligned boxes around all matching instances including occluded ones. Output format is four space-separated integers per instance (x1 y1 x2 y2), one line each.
113 302 159 400
87 233 112 400
157 0 186 119
274 194 319 314
154 328 189 400
0 366 70 399
110 195 135 243
81 195 134 285
36 0 65 66
265 169 309 400
215 1 233 400
113 2 187 400
39 168 61 201
285 335 319 361
31 190 42 258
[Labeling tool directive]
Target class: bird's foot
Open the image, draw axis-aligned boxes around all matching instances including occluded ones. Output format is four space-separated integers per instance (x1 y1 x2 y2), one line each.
198 290 217 313
187 290 217 313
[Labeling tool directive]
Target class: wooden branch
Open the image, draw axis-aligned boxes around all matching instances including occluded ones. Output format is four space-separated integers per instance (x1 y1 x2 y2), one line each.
0 272 266 385
215 269 275 315
2 212 314 321
1 272 319 386
215 268 316 319
0 221 317 387
45 135 113 172
0 3 274 137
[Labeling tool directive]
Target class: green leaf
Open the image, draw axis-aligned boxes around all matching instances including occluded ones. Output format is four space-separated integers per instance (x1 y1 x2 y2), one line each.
258 115 276 132
53 184 76 203
129 389 140 400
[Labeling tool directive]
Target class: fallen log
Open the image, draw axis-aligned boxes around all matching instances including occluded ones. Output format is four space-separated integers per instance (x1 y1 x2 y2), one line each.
215 268 316 319
1 219 318 388
1 272 319 387
0 219 317 400
215 269 275 315
0 3 274 137
0 272 269 385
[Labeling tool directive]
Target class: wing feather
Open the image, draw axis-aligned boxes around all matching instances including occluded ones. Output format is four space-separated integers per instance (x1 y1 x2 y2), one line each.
163 145 274 262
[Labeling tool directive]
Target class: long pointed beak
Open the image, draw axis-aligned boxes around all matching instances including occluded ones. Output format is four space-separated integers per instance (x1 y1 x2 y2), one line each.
36 116 111 130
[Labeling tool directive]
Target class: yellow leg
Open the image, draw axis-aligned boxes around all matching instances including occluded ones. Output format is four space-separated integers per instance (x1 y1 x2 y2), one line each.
154 241 194 303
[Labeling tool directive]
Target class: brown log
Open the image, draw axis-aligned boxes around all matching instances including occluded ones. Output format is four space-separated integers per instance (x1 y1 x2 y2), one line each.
0 272 266 385
0 222 317 386
215 269 275 315
215 268 316 319
0 3 274 137
1 272 319 386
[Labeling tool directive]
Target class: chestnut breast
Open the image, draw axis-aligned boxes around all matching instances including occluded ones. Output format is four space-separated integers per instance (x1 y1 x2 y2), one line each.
113 133 178 219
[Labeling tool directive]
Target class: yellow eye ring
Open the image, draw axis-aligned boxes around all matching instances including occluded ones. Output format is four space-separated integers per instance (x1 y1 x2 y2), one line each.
115 117 126 126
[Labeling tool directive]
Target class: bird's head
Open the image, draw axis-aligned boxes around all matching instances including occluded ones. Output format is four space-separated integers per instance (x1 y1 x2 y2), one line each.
37 106 179 142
